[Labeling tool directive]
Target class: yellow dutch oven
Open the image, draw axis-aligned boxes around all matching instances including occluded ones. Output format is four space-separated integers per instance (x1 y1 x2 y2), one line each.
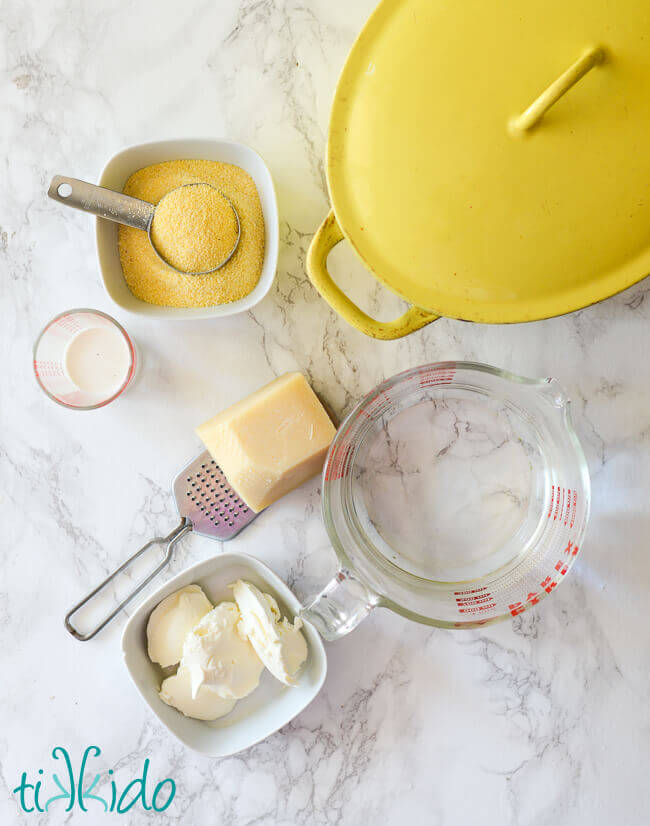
307 0 650 339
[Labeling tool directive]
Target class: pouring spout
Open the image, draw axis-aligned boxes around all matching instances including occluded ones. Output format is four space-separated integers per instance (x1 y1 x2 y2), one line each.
538 377 571 408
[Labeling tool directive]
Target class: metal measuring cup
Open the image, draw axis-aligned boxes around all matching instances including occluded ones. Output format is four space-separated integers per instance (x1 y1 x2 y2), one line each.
48 175 241 276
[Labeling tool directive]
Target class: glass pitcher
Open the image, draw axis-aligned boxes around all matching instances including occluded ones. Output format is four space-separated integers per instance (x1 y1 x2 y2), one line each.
302 362 590 639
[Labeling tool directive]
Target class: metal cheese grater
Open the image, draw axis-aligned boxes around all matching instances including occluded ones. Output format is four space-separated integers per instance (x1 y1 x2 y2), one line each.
64 451 257 641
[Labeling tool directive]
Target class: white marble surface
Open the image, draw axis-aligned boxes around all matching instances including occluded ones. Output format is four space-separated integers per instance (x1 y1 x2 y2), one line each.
2 0 650 823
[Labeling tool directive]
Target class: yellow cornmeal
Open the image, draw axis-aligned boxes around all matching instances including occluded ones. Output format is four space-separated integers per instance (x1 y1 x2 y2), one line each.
150 184 239 274
118 160 265 307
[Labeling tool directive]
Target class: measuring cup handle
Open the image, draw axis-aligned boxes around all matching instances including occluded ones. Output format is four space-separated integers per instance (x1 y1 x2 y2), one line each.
64 519 192 642
48 175 154 231
306 210 439 340
300 569 379 640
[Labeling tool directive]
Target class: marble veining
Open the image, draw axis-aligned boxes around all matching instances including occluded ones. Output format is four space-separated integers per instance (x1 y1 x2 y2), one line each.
354 396 534 580
2 0 650 823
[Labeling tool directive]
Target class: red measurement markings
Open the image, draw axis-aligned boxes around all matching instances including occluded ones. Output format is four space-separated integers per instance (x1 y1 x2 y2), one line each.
554 559 569 576
568 490 577 528
509 581 557 615
539 576 557 594
509 590 546 615
562 490 571 526
508 544 579 616
419 366 456 388
547 485 579 526
360 389 393 420
508 602 525 616
547 485 555 519
563 539 579 556
33 359 64 378
552 487 562 521
456 594 493 606
454 586 496 614
456 603 497 614
324 417 357 482
55 315 82 334
324 443 351 481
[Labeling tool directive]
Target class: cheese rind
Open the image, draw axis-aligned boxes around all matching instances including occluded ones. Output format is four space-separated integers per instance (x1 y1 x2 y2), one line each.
196 373 335 512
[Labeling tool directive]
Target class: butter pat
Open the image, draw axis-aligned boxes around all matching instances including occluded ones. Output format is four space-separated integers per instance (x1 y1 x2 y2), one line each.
196 373 335 512
232 580 308 686
160 667 237 721
147 585 213 668
180 603 264 700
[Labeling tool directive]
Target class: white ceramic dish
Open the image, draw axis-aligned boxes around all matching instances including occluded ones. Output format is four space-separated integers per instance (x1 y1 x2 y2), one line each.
96 138 279 320
121 553 327 756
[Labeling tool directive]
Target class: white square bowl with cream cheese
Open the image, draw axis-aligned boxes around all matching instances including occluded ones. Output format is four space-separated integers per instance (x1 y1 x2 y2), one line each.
121 553 326 757
96 138 279 320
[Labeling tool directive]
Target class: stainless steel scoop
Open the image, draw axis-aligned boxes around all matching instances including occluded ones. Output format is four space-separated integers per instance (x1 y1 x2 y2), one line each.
64 451 257 641
48 175 241 275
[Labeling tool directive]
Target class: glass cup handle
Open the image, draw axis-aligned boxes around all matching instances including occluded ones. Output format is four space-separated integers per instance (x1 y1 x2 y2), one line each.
300 569 380 640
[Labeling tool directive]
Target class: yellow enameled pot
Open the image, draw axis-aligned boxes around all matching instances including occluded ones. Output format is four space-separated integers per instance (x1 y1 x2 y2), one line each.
307 0 650 339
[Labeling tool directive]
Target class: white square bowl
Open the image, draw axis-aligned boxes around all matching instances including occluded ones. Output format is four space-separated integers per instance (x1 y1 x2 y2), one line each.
96 138 279 320
121 553 327 756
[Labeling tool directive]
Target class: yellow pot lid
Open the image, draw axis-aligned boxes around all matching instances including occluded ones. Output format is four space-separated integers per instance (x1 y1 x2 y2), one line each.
327 0 650 323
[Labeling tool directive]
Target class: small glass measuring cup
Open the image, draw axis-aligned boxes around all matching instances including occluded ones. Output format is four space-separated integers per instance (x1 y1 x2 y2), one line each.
33 309 137 410
302 362 590 638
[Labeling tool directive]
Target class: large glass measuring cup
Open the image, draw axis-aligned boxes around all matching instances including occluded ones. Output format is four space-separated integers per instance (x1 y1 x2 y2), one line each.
303 363 590 639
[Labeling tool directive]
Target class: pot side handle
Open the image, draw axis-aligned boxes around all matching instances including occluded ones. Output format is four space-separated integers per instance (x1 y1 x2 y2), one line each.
306 210 438 340
300 569 380 641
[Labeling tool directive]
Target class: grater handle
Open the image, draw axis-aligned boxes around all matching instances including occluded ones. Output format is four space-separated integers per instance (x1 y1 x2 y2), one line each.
64 519 192 641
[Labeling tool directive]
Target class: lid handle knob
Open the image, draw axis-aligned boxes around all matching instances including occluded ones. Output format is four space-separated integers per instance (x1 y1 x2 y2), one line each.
509 45 606 136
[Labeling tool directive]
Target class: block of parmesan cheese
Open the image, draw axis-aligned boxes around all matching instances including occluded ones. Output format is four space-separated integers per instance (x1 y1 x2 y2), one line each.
196 373 336 512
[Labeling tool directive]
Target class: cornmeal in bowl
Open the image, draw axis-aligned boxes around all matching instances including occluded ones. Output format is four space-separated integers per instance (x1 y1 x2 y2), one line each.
118 160 265 307
150 184 239 274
